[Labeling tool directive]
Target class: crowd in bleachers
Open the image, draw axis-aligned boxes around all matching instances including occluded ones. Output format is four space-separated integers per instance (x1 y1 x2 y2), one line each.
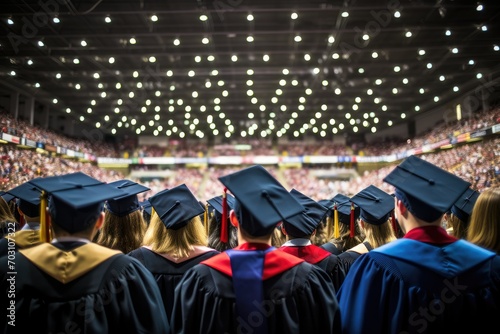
0 107 499 203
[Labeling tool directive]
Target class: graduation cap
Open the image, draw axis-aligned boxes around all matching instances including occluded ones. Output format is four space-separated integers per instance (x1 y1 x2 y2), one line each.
207 193 235 224
383 155 471 222
450 188 479 222
6 182 42 217
105 179 150 217
29 172 127 234
140 200 153 216
218 165 304 237
282 189 329 237
333 194 360 225
0 191 16 204
350 185 394 226
148 183 205 230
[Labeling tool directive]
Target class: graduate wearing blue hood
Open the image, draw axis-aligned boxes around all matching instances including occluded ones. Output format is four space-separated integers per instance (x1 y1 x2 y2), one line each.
171 165 341 334
337 155 500 334
0 172 170 333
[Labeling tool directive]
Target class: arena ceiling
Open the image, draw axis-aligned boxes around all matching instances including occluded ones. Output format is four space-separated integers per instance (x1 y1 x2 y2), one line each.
1 0 499 142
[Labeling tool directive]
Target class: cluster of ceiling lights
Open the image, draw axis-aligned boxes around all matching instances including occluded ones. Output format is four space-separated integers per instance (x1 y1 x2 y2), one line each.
4 2 497 139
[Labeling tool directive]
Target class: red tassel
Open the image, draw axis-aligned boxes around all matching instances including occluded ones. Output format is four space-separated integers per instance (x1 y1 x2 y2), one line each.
349 202 355 238
220 187 228 243
391 211 398 235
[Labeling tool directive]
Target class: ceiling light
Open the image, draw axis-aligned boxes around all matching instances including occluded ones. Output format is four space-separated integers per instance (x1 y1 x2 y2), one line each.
439 75 445 81
9 71 16 76
231 55 238 62
105 16 111 23
73 58 80 64
434 96 439 102
476 3 483 11
108 57 115 64
304 54 311 61
426 63 432 69
27 59 33 65
282 68 289 75
149 56 156 62
332 53 340 59
166 70 173 76
7 18 14 25
418 49 426 56
291 79 298 86
341 11 349 18
453 86 459 92
358 68 364 73
38 40 44 47
202 37 209 44
481 25 487 31
405 31 412 38
207 55 215 61
291 12 298 20
195 56 201 62
199 14 208 21
394 66 401 72
294 35 302 42
130 37 136 44
372 51 378 58
445 30 451 36
362 34 369 40
150 14 158 22
476 73 483 79
494 45 500 51
247 35 254 42
451 47 458 54
247 69 254 75
263 54 270 62
53 17 60 23
247 14 254 21
173 38 180 46
394 11 401 18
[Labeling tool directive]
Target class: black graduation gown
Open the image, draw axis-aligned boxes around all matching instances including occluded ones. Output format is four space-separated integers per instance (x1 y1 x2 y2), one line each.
320 241 343 255
0 241 170 333
128 246 219 321
278 244 347 291
170 243 341 333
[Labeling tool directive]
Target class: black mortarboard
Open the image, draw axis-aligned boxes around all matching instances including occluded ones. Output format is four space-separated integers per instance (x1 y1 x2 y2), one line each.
105 179 150 217
282 189 329 237
140 200 153 216
451 188 479 222
333 194 360 225
148 183 205 230
207 193 235 224
350 185 394 225
29 172 127 233
218 165 304 237
383 155 471 222
0 191 15 204
6 182 42 217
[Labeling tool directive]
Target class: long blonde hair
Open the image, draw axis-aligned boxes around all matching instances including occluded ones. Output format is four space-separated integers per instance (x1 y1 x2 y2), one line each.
143 213 208 258
361 219 396 248
466 188 500 254
96 210 146 253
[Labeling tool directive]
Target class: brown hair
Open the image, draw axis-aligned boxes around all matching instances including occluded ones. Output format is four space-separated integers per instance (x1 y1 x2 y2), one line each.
466 187 500 254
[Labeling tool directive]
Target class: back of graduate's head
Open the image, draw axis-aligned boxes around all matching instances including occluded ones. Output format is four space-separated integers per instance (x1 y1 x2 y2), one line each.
383 155 470 223
144 184 208 257
281 189 330 239
218 165 305 240
28 172 128 236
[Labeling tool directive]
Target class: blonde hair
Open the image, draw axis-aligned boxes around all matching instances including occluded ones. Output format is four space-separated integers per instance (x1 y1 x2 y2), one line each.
447 214 468 239
325 216 364 251
142 213 208 258
96 210 146 254
466 188 500 254
361 219 396 248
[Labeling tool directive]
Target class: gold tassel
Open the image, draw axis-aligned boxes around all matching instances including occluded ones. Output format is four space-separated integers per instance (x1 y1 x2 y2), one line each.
333 204 340 239
39 191 50 242
204 203 209 235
